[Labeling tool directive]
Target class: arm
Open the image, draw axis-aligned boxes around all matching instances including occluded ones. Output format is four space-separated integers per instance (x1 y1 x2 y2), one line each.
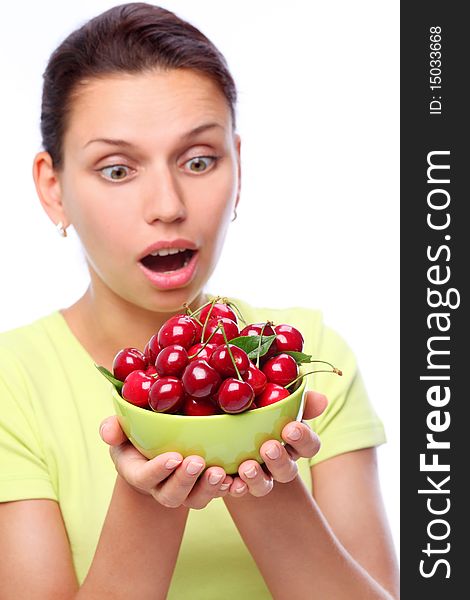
224 448 399 600
311 448 399 598
79 475 189 599
0 478 188 600
0 420 234 600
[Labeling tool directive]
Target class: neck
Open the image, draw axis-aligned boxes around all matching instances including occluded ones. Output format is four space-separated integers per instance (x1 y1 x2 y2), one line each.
60 278 208 371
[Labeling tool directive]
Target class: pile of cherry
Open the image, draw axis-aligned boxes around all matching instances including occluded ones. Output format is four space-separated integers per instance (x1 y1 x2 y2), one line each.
97 299 341 416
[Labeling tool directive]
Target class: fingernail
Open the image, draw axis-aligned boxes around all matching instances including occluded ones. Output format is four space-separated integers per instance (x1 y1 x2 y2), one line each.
235 484 247 494
219 482 231 491
209 472 224 485
186 461 204 475
265 444 280 460
287 427 302 441
165 458 182 469
99 422 109 437
243 466 257 479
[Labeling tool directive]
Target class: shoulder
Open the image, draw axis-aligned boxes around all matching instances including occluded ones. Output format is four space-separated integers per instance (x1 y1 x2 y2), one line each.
0 316 64 504
0 311 61 353
228 296 350 358
229 296 323 335
0 311 65 385
225 296 385 460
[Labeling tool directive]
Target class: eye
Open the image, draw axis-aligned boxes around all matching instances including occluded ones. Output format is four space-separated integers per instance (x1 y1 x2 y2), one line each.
99 165 133 182
184 156 217 174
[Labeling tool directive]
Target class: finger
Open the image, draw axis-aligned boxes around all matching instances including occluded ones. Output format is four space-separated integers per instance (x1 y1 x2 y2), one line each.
182 467 229 509
302 391 328 420
111 445 184 493
228 476 249 497
152 455 206 508
284 444 302 461
214 475 234 498
259 440 298 483
281 421 321 460
99 415 127 446
237 460 273 497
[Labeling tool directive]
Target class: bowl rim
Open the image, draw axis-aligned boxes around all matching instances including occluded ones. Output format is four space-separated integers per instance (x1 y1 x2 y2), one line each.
112 367 308 421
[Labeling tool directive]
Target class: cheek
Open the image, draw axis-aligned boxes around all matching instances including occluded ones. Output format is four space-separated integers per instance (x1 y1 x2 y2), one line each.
195 164 237 232
62 173 131 262
196 172 237 272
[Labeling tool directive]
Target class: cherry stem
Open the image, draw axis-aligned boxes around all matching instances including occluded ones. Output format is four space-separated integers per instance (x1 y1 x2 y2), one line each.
284 366 342 390
218 319 242 381
190 295 221 319
200 296 220 343
256 322 269 368
187 325 221 359
305 360 342 373
182 303 205 327
225 299 247 326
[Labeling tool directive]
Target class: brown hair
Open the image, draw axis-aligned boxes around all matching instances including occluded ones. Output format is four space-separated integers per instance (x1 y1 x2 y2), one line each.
40 2 237 170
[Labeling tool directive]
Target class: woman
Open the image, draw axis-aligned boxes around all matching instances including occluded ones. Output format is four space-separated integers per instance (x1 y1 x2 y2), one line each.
0 3 399 598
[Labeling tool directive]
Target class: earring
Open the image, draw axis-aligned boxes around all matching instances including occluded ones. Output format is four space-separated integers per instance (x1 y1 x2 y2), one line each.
231 208 238 222
56 221 68 237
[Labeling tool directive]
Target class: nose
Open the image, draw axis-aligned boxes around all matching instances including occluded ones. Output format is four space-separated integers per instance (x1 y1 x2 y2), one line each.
142 164 187 224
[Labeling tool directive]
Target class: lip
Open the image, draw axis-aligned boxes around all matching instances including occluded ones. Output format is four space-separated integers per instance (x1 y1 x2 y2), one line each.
138 238 198 262
138 248 199 290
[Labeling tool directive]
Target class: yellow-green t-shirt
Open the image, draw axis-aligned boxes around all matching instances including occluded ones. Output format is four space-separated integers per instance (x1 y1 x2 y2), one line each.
0 297 386 598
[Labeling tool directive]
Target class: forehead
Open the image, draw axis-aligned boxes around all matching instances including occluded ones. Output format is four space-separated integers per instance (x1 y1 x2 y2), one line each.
64 69 231 152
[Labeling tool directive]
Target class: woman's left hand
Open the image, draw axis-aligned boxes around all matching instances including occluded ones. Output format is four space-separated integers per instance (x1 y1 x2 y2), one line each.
227 390 328 497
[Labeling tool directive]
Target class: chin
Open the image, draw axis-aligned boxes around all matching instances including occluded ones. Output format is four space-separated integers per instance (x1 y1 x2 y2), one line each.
141 284 206 315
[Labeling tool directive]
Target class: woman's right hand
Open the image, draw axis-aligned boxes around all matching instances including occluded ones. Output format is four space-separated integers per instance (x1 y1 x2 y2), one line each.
99 415 235 509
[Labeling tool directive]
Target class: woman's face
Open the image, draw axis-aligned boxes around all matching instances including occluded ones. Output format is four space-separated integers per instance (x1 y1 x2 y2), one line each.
56 69 240 313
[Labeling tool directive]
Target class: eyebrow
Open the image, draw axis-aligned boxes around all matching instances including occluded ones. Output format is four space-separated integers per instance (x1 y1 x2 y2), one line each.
83 122 224 149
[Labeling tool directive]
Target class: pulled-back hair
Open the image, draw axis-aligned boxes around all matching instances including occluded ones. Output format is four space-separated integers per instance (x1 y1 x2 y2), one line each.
40 2 237 170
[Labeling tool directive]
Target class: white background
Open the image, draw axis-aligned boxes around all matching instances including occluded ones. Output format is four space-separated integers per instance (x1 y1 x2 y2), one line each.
0 1 399 555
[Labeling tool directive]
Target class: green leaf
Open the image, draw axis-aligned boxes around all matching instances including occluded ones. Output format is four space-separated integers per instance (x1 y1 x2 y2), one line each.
95 364 123 393
230 335 277 360
283 351 314 365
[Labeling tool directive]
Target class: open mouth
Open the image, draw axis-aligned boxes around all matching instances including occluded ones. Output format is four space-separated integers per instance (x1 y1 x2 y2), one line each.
140 248 196 273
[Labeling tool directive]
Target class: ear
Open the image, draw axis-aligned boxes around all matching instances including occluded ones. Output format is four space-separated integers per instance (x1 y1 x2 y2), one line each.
233 133 241 209
32 151 69 228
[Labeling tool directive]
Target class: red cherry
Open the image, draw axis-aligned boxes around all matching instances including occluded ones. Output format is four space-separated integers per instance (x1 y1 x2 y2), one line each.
239 323 278 358
145 365 158 376
274 324 304 352
189 317 203 342
242 362 267 396
217 378 254 414
182 359 222 398
187 342 218 362
202 317 239 344
209 344 250 378
261 353 298 387
200 302 238 325
240 323 275 337
113 347 147 382
182 396 220 416
256 382 290 407
121 369 153 408
155 344 188 377
148 377 184 413
158 315 197 349
144 334 161 365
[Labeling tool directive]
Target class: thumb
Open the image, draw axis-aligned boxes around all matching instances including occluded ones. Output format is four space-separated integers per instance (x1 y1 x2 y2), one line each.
99 415 128 446
303 390 328 420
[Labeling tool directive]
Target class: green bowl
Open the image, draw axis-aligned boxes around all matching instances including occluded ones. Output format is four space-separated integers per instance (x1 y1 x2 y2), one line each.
112 372 307 475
